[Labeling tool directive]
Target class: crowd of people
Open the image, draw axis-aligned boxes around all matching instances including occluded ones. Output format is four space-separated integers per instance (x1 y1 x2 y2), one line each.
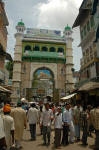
0 99 99 150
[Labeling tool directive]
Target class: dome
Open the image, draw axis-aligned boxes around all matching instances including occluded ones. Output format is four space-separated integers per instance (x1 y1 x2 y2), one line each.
17 20 25 26
65 25 71 31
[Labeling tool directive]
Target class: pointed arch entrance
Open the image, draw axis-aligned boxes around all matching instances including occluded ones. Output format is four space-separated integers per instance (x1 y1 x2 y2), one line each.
32 67 55 99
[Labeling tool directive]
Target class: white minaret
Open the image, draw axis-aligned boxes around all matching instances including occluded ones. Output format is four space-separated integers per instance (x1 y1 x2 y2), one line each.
11 20 25 102
64 25 74 95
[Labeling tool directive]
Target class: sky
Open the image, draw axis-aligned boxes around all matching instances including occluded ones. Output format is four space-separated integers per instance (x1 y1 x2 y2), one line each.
4 0 83 71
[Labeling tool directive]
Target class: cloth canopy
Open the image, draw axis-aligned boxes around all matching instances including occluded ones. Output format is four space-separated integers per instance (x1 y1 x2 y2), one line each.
0 86 11 93
21 98 28 103
61 93 77 100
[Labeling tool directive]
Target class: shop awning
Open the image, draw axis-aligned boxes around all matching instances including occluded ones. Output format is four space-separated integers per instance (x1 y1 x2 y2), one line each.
79 82 99 91
72 9 89 28
0 86 11 93
61 93 77 100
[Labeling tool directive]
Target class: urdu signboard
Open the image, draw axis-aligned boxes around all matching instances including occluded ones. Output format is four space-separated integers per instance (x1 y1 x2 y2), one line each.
26 28 61 37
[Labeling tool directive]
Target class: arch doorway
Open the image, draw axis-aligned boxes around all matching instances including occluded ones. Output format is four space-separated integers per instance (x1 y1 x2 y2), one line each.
32 67 54 100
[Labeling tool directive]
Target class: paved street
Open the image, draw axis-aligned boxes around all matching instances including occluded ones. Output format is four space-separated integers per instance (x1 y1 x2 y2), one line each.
21 125 95 150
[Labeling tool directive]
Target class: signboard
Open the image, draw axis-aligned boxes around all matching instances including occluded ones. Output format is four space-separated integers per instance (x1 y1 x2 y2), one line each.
37 89 45 94
26 28 61 37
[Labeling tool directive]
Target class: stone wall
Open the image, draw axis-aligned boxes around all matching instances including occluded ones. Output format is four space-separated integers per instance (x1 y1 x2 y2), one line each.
57 63 65 89
21 62 31 97
0 2 8 71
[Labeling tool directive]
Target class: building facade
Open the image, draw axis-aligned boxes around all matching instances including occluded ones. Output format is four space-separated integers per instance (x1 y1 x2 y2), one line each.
73 0 99 87
0 0 9 85
12 21 74 102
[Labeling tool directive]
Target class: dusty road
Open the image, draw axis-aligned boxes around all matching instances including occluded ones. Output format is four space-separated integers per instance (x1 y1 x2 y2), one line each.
21 125 95 150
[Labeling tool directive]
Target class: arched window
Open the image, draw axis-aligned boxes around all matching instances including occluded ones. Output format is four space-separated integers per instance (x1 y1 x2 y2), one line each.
33 45 40 51
42 46 48 52
58 48 64 53
49 47 56 52
24 45 31 52
61 68 64 74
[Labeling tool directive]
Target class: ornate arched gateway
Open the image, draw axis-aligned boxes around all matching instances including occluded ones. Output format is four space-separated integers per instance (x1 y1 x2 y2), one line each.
12 21 74 102
26 63 59 101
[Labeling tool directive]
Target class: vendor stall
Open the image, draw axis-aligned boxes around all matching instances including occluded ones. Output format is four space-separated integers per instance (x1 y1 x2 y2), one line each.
0 85 11 104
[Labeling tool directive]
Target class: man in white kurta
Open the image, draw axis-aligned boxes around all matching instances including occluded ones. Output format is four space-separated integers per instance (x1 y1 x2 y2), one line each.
62 103 75 145
11 102 27 149
54 107 63 148
3 114 15 150
40 103 53 145
0 114 6 149
69 106 75 143
3 104 15 150
28 103 38 140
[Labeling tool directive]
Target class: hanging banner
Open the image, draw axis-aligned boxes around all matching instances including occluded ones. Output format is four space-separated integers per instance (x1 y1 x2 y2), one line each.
26 28 61 37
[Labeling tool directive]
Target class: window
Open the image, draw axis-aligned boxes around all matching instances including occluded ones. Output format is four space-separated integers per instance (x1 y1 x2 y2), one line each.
68 32 70 36
24 45 31 52
23 88 25 96
94 51 97 57
83 52 85 56
87 70 90 78
84 25 87 36
90 46 93 55
33 45 40 51
42 46 48 52
81 30 84 39
61 68 64 75
17 88 20 96
87 21 90 32
93 43 96 50
90 16 95 27
49 47 56 52
86 48 89 56
57 48 64 53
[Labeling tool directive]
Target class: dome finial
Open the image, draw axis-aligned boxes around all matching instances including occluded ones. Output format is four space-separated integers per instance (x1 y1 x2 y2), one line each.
17 19 25 26
16 19 25 33
65 24 71 31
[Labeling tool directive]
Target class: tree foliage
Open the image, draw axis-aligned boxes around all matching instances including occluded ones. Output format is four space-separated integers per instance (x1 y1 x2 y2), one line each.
5 61 13 79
